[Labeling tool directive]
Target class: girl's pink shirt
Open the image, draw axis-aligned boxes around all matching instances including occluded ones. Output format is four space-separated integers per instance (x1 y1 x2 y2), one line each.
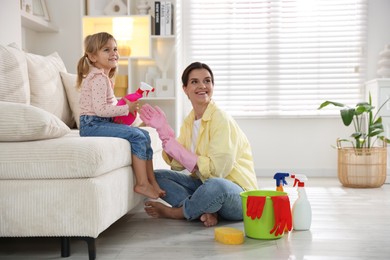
79 67 128 117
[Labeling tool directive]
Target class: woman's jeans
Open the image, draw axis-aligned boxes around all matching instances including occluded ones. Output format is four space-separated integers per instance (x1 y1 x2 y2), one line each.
79 115 153 160
154 169 244 221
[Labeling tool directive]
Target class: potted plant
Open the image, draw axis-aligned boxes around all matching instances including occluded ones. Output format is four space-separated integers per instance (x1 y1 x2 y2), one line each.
318 93 390 188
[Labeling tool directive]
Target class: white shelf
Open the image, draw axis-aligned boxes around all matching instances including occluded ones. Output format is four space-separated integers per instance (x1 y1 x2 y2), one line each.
142 97 176 101
365 78 390 184
21 11 58 32
151 35 175 39
84 0 178 130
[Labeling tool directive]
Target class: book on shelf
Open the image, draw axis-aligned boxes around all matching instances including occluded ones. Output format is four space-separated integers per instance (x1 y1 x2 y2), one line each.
154 1 173 36
165 1 173 35
154 1 160 35
160 1 166 35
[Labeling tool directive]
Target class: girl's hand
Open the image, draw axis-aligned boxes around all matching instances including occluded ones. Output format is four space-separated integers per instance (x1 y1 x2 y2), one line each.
123 97 139 116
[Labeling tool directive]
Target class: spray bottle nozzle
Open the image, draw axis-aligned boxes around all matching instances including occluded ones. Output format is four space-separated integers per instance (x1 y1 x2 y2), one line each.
290 174 308 187
273 172 289 187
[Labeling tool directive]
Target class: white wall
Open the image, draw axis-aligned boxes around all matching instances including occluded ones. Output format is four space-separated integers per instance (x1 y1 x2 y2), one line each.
23 0 84 74
367 0 390 81
0 0 22 46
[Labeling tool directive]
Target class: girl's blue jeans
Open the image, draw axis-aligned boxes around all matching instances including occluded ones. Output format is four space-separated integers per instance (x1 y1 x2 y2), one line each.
154 169 244 221
79 115 153 160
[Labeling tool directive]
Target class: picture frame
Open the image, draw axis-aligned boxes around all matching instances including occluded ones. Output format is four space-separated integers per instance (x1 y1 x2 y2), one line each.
20 0 33 14
32 0 50 21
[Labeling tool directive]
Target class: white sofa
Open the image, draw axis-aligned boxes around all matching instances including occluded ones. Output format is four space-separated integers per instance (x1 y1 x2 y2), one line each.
0 43 168 259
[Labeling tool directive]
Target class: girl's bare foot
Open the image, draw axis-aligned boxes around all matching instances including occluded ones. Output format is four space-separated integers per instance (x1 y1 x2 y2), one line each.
144 201 184 219
200 213 218 227
151 182 166 198
134 183 159 199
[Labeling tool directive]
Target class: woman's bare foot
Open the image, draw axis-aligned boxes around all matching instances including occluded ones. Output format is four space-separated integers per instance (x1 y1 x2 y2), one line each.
134 183 159 199
144 201 184 219
200 213 218 227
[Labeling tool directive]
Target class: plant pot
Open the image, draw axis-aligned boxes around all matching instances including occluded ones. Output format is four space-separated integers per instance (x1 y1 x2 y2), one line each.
337 141 387 188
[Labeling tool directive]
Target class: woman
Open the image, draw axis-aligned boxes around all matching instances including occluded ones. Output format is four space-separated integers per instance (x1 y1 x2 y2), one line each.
140 62 258 227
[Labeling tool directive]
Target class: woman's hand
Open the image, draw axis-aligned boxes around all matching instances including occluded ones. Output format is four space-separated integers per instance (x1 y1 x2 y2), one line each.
123 97 138 116
140 104 175 141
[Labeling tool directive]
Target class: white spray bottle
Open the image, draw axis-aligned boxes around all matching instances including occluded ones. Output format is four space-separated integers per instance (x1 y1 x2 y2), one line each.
291 174 312 231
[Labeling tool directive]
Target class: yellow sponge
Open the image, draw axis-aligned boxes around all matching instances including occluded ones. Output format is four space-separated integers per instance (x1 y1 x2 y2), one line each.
214 227 244 245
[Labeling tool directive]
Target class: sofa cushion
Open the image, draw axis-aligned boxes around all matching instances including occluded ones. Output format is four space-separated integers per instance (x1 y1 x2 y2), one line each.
27 52 74 128
0 43 30 104
60 71 81 128
0 127 162 180
0 101 70 142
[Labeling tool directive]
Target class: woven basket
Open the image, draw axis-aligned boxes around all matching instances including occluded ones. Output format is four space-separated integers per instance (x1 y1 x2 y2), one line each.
337 139 387 188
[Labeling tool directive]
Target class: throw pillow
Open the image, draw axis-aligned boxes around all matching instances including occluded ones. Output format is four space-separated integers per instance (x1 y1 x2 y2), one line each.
0 43 30 104
0 101 70 141
60 71 81 128
26 52 75 128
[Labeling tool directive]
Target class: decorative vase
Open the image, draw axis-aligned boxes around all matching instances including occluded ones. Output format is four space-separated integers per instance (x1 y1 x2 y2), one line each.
136 0 151 15
104 0 128 15
155 72 174 97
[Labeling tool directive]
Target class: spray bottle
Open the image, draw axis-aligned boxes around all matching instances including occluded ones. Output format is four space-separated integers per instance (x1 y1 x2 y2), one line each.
273 172 289 192
273 172 291 233
113 82 155 125
290 174 312 231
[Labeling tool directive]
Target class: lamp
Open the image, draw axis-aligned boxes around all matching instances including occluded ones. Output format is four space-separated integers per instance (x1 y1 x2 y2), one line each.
83 16 151 58
113 17 133 56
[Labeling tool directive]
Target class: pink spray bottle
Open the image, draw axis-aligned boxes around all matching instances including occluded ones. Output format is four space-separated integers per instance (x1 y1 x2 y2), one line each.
113 82 154 125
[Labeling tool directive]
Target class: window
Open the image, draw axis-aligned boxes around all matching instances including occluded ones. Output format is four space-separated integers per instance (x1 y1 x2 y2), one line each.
182 0 367 117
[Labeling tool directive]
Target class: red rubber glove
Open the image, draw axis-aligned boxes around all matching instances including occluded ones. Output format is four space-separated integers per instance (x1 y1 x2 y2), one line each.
140 104 175 142
246 196 266 220
163 138 198 172
270 196 292 236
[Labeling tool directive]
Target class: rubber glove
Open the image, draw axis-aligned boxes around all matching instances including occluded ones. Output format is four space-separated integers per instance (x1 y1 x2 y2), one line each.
246 196 266 220
140 104 175 142
270 196 292 236
163 138 198 172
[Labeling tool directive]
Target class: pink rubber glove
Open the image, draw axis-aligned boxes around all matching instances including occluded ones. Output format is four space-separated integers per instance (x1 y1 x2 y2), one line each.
163 138 198 172
140 104 175 142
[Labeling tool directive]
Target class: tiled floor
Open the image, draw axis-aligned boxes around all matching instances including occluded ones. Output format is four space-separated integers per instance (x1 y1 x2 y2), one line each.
1 177 390 259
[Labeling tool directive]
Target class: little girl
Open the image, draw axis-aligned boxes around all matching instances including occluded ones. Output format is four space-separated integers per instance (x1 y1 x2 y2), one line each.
76 32 165 199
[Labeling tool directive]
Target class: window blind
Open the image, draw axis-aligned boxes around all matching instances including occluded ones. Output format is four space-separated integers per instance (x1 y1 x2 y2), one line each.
182 0 367 117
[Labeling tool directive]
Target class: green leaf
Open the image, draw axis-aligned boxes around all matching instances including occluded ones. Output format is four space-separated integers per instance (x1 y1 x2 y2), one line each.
340 108 355 126
351 132 362 138
318 101 345 110
369 129 384 137
379 136 390 144
355 103 373 115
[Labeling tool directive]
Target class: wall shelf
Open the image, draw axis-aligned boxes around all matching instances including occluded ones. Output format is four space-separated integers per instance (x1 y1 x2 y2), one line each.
21 11 58 32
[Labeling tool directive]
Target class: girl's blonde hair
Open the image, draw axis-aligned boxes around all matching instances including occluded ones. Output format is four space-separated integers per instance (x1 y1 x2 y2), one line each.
76 32 117 89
